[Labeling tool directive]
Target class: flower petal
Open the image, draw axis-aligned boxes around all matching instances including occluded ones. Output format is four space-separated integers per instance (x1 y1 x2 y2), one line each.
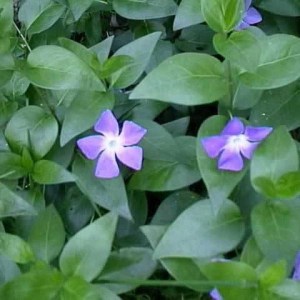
292 252 300 280
244 0 252 10
119 121 147 146
244 7 262 25
95 149 119 178
221 118 244 135
94 110 119 137
116 146 143 170
77 135 105 160
240 141 259 159
244 126 272 142
210 289 223 300
201 136 228 158
218 148 244 171
235 20 250 30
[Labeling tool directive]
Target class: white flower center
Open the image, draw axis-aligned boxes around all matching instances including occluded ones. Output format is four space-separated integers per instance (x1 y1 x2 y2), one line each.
105 136 121 151
227 134 248 151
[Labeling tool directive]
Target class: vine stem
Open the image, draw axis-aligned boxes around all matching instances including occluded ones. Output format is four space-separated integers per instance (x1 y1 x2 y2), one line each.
13 21 32 52
95 278 257 289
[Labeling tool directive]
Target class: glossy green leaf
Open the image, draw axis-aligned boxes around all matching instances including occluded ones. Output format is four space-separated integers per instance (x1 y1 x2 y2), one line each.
0 0 13 36
154 199 244 258
251 126 298 195
240 35 300 89
99 247 157 293
0 233 34 264
28 205 65 262
202 261 258 300
0 268 65 300
250 81 300 131
113 0 177 20
0 152 27 179
173 0 204 30
72 155 132 220
252 200 300 263
0 255 20 284
59 213 118 282
130 53 228 105
201 0 244 33
32 160 74 184
257 0 300 17
5 106 58 159
24 45 106 91
111 32 161 88
214 31 261 72
0 182 36 218
67 0 94 21
18 0 65 35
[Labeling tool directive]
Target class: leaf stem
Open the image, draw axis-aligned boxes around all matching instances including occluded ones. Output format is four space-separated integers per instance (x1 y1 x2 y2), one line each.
13 21 32 52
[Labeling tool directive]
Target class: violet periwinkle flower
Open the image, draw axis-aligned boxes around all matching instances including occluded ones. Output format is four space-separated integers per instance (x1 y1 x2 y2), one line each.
77 110 147 179
235 0 262 30
292 251 300 280
201 118 272 172
210 288 223 300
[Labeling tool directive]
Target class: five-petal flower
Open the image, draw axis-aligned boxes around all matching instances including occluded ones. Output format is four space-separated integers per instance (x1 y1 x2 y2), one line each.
210 288 223 300
236 0 262 30
201 118 272 172
77 110 147 179
292 251 300 280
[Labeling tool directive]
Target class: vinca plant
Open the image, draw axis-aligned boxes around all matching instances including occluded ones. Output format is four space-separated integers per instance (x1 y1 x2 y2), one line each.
1 0 300 299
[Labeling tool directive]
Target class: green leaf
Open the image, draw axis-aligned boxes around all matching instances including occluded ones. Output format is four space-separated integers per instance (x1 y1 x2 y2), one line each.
113 0 177 20
197 116 247 211
257 0 300 17
151 191 199 225
241 236 264 269
250 81 300 131
61 276 117 300
0 233 34 264
0 0 13 36
213 31 261 72
129 136 201 191
202 261 258 300
251 200 300 263
59 213 118 282
72 155 132 220
201 0 244 33
275 171 300 199
130 53 228 105
153 199 244 258
111 32 161 88
28 205 65 263
0 268 65 300
60 91 114 146
67 0 94 21
18 0 65 35
0 152 27 179
90 36 114 63
173 0 204 30
271 279 300 299
259 260 287 289
24 45 106 91
99 247 157 294
251 126 298 195
32 160 75 185
240 34 300 89
5 106 58 159
0 255 20 284
0 182 36 218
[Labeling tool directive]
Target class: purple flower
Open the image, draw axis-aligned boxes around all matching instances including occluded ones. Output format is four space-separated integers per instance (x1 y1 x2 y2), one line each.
201 118 272 172
210 288 223 300
292 251 300 280
77 110 147 179
235 0 262 30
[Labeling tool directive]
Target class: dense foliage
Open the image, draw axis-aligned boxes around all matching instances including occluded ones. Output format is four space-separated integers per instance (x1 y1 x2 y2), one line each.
1 0 300 299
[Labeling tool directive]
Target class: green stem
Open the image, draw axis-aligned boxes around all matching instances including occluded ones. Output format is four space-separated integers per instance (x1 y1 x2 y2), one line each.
13 21 32 52
95 278 257 289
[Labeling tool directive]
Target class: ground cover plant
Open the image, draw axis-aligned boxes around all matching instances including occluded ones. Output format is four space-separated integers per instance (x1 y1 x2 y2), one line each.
1 0 300 299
